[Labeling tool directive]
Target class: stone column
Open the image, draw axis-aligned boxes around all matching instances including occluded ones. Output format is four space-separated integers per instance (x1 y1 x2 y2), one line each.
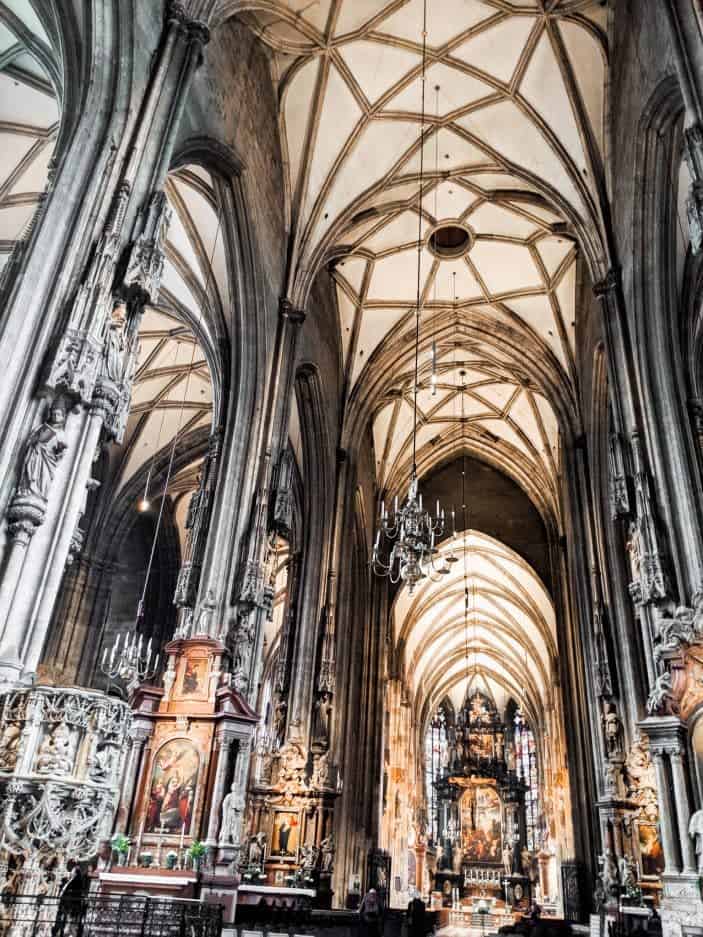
0 3 210 683
115 721 152 834
174 430 223 638
227 300 306 708
670 750 697 874
415 841 427 898
651 749 681 875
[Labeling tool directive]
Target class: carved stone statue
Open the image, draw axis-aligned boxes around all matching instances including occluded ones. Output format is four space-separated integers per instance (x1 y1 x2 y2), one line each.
618 853 637 891
312 751 333 790
0 724 21 770
689 810 703 872
103 303 127 383
88 744 114 783
17 404 67 500
300 843 319 873
601 852 619 901
602 703 623 758
35 723 77 775
195 589 217 637
219 785 246 845
521 847 532 877
312 691 332 748
247 831 267 867
319 832 335 873
502 844 513 877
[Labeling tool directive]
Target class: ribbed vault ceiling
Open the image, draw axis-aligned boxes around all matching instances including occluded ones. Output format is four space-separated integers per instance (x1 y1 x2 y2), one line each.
393 530 556 727
227 0 606 519
0 0 58 270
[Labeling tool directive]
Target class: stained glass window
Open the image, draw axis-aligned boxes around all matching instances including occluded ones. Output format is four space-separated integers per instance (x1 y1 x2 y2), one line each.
424 705 449 843
514 711 539 851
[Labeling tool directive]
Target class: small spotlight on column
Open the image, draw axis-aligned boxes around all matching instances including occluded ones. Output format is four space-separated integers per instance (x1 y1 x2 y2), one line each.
138 498 151 513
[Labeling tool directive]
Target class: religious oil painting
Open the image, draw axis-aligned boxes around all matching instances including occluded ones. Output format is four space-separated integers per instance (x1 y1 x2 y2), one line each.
638 821 664 878
145 739 199 834
179 657 207 697
270 810 299 859
461 784 501 862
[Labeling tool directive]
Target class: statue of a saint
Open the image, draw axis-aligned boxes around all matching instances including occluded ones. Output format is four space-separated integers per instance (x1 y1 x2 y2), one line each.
219 784 245 845
452 842 463 874
17 404 67 500
320 832 335 873
248 831 266 867
0 724 21 770
103 303 127 383
502 844 513 877
618 853 637 891
602 703 623 758
312 692 331 747
35 723 76 775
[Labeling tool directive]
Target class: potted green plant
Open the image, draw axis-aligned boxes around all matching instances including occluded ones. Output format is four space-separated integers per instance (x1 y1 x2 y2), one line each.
187 840 206 872
111 833 130 866
139 852 153 868
166 850 178 870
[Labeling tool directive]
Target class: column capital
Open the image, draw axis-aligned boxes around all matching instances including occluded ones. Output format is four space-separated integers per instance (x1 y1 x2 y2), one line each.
166 1 210 45
593 267 621 298
638 714 687 756
279 297 306 326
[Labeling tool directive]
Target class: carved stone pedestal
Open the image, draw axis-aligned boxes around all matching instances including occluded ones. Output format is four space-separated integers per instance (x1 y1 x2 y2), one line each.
660 873 703 937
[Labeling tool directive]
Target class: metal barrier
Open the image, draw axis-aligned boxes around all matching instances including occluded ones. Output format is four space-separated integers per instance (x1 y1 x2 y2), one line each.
0 893 223 937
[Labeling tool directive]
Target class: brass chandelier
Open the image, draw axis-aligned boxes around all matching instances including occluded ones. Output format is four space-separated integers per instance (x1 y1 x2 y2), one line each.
372 0 448 595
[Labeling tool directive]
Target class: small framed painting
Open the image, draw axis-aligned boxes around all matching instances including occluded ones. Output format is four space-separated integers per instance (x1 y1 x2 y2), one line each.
270 809 300 860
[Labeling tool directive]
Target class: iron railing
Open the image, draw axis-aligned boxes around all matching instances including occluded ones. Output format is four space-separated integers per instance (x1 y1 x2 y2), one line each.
0 893 223 937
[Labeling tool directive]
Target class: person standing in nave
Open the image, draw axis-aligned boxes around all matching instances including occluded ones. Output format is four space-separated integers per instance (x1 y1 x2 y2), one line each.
359 888 383 937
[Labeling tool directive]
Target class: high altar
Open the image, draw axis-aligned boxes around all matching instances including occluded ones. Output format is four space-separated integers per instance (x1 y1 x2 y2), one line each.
430 692 535 917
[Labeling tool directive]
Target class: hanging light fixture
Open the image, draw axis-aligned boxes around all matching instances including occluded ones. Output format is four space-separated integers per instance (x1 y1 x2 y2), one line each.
372 0 447 594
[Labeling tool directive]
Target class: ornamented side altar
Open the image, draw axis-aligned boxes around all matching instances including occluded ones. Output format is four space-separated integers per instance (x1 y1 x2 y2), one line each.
95 635 258 903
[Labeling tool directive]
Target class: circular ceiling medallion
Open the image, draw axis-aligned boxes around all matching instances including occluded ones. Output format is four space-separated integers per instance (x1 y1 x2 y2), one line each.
427 222 474 259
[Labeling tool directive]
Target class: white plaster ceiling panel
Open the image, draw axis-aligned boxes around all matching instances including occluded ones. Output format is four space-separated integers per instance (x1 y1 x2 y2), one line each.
391 531 556 714
0 7 58 263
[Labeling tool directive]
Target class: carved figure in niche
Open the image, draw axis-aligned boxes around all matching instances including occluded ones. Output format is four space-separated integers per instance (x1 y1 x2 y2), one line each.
17 404 67 500
689 810 703 873
600 853 619 900
88 744 114 783
312 691 332 748
625 522 641 585
219 784 246 845
35 722 77 775
313 751 333 789
195 589 216 636
272 695 287 748
602 703 623 758
320 832 335 873
248 831 266 866
604 762 623 798
452 842 463 874
300 843 319 873
618 853 637 890
0 724 21 770
502 844 513 877
103 303 127 383
521 847 532 878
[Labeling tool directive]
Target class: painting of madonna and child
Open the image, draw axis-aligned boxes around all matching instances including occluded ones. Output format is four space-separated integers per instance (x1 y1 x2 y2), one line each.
461 784 502 863
145 740 199 834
